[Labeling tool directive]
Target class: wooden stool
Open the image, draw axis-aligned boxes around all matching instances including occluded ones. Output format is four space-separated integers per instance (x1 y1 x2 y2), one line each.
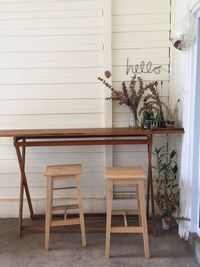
105 167 150 259
44 164 86 250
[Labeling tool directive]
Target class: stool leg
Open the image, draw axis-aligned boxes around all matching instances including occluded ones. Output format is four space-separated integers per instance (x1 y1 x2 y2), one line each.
138 180 150 259
45 177 53 251
136 185 142 226
76 175 86 247
105 180 113 258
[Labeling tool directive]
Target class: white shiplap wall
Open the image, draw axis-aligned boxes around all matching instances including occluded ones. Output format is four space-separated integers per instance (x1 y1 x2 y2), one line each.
0 0 109 216
112 0 171 177
0 0 171 217
0 0 106 129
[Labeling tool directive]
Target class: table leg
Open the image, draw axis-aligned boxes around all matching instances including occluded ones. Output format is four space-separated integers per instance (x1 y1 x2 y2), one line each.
18 140 25 237
147 135 156 235
146 172 150 219
14 138 34 233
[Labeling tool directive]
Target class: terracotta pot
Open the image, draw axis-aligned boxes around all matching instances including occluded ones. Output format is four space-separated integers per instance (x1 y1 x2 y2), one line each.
162 217 171 230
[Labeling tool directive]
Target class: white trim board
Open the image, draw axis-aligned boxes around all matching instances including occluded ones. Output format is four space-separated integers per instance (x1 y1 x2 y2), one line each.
187 5 200 236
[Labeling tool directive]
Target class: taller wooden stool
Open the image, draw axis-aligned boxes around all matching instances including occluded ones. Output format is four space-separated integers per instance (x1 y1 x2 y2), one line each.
44 164 86 250
105 167 150 259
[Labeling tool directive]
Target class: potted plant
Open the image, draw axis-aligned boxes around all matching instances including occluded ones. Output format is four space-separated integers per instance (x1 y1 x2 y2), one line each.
153 146 180 230
138 82 170 128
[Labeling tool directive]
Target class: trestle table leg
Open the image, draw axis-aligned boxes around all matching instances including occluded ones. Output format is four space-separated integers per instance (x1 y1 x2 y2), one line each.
14 138 34 236
147 135 156 235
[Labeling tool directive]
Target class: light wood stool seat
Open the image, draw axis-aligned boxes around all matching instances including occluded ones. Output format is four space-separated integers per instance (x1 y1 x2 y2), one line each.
105 167 150 259
44 164 86 250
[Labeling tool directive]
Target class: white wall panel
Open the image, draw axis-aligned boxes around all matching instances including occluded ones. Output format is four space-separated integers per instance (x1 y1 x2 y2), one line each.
112 48 169 60
113 32 169 43
0 1 103 12
0 114 105 129
0 9 103 20
112 24 170 32
0 17 104 29
0 0 108 217
111 0 171 122
0 52 104 68
112 0 170 7
0 0 171 217
112 0 171 187
0 68 103 84
112 14 170 26
0 99 104 114
112 6 170 15
0 27 104 36
0 84 104 99
0 35 103 46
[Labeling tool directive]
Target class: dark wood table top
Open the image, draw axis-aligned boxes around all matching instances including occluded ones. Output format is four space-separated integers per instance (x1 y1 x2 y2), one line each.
0 127 184 138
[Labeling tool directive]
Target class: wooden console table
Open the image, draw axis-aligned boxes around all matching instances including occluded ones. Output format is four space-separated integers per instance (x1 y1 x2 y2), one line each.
0 127 184 235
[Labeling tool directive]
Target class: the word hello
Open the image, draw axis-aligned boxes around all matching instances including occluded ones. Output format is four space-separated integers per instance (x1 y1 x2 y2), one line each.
126 58 162 75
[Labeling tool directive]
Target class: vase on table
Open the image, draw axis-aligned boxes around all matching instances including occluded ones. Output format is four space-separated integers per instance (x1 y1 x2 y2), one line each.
128 108 139 128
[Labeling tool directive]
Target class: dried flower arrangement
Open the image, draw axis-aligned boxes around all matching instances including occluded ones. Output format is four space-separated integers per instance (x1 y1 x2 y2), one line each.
98 75 159 127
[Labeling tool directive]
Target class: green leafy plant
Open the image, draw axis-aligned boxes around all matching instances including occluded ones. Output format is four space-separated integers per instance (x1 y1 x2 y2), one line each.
153 146 179 219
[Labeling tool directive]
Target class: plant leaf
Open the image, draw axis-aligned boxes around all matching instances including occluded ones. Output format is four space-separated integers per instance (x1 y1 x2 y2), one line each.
172 165 178 174
169 149 176 160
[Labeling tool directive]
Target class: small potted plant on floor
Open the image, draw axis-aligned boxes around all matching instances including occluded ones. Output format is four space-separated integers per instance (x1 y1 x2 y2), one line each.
153 146 179 230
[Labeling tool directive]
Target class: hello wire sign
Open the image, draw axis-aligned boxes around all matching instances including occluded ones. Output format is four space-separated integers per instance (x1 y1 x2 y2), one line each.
126 58 162 75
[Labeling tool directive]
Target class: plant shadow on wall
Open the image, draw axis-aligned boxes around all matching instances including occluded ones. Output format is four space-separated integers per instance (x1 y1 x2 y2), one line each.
153 146 190 230
98 74 169 128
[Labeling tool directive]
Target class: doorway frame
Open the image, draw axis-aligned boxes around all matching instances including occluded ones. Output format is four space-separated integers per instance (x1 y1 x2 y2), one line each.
189 2 200 236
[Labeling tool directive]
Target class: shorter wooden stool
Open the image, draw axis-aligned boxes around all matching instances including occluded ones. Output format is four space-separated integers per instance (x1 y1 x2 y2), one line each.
44 164 86 250
105 167 150 259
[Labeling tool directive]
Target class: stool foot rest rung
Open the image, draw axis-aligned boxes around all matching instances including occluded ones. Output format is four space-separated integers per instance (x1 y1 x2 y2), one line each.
50 218 80 227
112 210 139 216
111 226 143 234
113 190 137 199
53 187 76 190
113 194 136 200
52 204 79 211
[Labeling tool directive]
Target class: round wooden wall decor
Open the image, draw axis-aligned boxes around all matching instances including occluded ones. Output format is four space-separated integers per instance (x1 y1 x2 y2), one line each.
105 71 111 78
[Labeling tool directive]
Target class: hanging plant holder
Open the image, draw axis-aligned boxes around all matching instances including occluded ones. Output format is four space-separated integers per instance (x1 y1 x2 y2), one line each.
171 12 196 51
